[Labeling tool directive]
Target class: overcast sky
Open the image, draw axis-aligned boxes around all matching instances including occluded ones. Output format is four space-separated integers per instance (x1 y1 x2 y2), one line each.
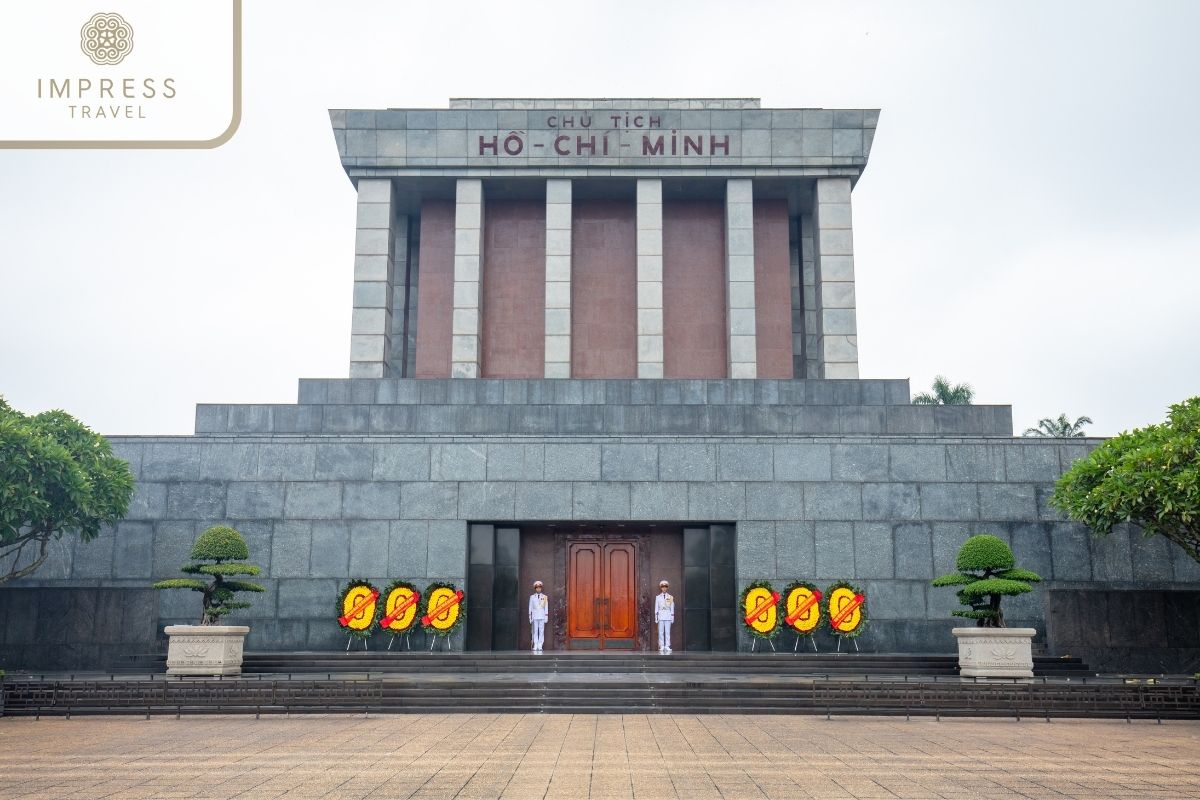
2 0 1197 437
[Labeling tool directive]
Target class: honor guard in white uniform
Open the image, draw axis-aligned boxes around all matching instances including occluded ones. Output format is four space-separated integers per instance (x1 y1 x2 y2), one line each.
528 580 548 652
655 580 674 653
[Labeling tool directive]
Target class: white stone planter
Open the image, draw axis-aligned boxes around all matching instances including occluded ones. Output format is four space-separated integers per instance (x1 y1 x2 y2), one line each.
952 627 1036 679
164 625 249 676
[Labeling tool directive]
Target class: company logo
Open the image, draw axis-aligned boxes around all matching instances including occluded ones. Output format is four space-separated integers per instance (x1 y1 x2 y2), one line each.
1 1 240 148
80 12 133 65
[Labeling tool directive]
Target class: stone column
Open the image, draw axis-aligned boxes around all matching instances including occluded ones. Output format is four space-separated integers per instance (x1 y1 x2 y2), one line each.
350 178 396 378
798 213 819 378
387 217 411 375
635 179 664 379
544 179 572 378
813 178 859 378
725 179 757 379
451 178 484 378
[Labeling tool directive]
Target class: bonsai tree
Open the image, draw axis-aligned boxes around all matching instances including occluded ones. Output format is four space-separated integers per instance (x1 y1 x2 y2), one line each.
932 534 1042 627
1024 413 1093 437
1052 397 1198 565
153 525 264 624
912 376 974 405
0 397 134 584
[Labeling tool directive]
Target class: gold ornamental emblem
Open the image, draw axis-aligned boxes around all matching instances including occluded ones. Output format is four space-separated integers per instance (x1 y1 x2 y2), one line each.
81 12 134 66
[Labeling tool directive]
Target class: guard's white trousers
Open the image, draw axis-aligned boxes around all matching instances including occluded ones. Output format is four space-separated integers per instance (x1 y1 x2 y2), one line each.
531 619 545 650
657 620 672 650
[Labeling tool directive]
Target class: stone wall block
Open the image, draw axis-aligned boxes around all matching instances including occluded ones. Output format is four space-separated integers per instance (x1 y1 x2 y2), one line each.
717 444 773 481
630 483 688 519
572 482 631 520
543 444 602 481
1049 522 1094 581
919 484 979 521
803 483 862 521
341 482 402 519
426 521 468 577
486 444 545 481
399 482 460 519
225 482 287 520
255 443 317 481
431 444 487 481
773 521 816 577
127 482 168 520
831 444 889 481
861 483 920 521
277 580 339 619
315 444 373 480
853 522 895 579
888 445 947 482
309 522 351 578
687 482 746 520
773 444 832 481
814 522 855 579
166 482 227 520
514 483 573 519
978 484 1037 521
1006 445 1065 482
601 444 658 481
658 444 716 482
389 521 429 576
1010 522 1054 581
283 483 343 520
893 523 934 579
745 483 804 521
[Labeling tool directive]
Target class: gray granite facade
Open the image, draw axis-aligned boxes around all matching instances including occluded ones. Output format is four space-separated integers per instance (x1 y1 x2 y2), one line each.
3 99 1196 671
3 378 1198 670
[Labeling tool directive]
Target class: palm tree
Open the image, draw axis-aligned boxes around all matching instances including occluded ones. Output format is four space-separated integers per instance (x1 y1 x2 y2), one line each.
1023 414 1092 438
912 376 974 405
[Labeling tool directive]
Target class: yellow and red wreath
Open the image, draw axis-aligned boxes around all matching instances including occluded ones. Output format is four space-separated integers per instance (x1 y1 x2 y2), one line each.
421 581 465 637
824 580 867 638
337 579 380 639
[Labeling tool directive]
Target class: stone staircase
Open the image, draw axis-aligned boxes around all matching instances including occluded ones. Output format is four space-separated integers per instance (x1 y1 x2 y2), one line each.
7 651 1198 719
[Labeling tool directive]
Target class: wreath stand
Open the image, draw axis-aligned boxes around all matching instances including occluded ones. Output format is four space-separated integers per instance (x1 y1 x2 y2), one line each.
429 633 452 652
345 635 368 651
386 631 414 651
793 632 818 652
835 635 861 653
749 637 776 652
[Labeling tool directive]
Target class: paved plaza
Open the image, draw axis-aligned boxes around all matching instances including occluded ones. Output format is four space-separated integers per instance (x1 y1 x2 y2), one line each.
1 714 1199 799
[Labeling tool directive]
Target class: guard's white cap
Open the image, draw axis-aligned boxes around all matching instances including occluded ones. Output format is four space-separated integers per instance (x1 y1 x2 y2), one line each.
659 579 669 587
533 580 544 587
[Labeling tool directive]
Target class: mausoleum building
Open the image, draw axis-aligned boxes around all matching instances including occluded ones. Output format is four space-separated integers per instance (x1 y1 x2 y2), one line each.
3 98 1197 672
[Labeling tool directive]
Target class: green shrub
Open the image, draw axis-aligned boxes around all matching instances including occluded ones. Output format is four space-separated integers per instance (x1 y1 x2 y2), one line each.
153 525 264 625
932 534 1042 628
1051 397 1199 566
0 397 134 584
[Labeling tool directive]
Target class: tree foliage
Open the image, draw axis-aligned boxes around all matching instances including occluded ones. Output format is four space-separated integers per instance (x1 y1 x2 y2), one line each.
1024 414 1093 438
0 397 134 584
153 525 264 625
1051 397 1199 565
912 376 974 405
931 534 1042 627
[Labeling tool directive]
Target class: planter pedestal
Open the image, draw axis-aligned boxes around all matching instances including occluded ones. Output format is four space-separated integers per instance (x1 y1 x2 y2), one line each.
164 625 249 676
952 627 1036 679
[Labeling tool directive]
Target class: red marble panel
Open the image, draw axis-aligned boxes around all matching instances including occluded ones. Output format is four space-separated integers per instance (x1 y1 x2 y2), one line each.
753 199 795 378
663 200 727 378
413 199 455 378
571 200 637 378
481 200 546 378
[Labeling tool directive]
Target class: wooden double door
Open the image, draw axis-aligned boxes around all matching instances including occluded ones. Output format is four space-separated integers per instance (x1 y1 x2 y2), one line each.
567 540 638 649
